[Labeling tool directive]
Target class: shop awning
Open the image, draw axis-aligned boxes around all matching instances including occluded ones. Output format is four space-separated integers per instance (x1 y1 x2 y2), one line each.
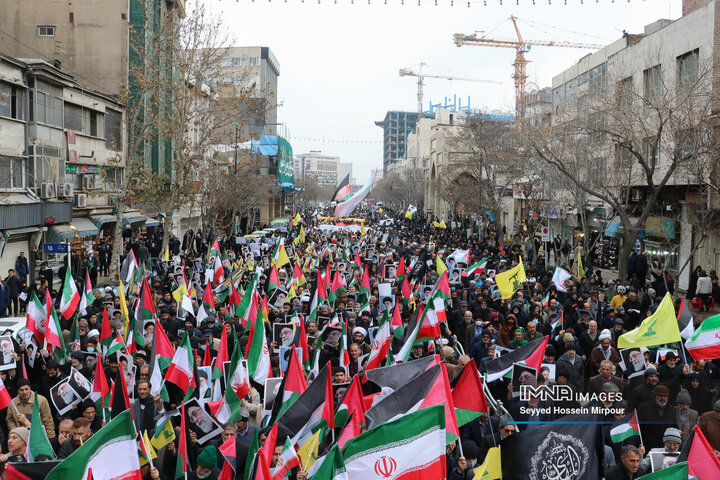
91 214 118 228
46 224 75 243
122 212 146 227
71 217 100 237
5 227 42 236
605 217 623 238
145 216 161 227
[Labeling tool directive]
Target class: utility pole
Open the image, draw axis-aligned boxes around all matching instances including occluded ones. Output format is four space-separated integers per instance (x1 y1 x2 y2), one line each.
234 121 239 177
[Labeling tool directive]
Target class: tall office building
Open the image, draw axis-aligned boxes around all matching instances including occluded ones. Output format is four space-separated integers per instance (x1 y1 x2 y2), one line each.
375 111 418 172
294 152 340 189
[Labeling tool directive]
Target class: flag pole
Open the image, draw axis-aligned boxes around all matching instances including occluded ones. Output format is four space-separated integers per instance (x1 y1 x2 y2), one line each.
634 409 644 447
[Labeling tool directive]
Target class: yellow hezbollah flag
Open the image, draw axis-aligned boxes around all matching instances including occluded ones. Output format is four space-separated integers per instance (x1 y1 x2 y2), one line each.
297 429 321 472
438 220 447 229
172 284 189 303
162 244 169 262
577 250 586 279
436 256 448 276
618 293 681 348
118 280 130 336
405 210 413 219
360 222 366 237
150 417 176 450
495 257 527 299
473 447 502 480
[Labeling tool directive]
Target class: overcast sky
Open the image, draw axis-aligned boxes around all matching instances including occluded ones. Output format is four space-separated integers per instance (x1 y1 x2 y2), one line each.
202 0 681 183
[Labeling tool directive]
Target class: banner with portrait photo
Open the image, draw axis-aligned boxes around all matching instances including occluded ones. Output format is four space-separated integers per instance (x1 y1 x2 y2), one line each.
0 335 16 371
184 398 222 445
279 347 303 374
50 378 80 415
263 377 283 415
511 363 538 398
68 367 92 400
269 288 289 313
620 348 647 379
273 323 296 350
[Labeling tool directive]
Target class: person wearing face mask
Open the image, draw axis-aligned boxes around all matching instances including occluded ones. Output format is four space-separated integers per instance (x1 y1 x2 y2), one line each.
636 385 677 450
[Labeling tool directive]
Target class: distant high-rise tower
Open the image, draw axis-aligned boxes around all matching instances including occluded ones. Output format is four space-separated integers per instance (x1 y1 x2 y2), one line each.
375 111 418 172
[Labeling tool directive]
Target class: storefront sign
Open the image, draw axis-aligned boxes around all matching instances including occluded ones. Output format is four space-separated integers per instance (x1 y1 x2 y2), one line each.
44 243 68 254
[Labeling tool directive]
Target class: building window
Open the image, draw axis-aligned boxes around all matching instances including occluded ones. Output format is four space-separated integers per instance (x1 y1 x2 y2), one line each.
0 156 25 189
0 83 25 120
103 166 123 190
105 108 122 150
616 76 633 107
677 49 699 90
589 63 606 90
221 57 242 67
37 26 55 37
643 65 662 100
63 102 104 137
32 80 63 128
644 138 659 167
248 57 260 66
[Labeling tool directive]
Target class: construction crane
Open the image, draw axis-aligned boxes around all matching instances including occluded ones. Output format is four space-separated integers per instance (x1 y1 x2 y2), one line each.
399 63 502 117
453 16 604 124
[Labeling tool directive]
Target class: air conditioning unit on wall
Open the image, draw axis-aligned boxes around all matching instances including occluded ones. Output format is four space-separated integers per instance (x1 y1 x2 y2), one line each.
74 193 87 208
40 183 56 199
57 183 74 198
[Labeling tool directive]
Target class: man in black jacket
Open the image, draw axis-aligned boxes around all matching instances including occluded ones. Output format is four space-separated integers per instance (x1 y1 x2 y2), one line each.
5 269 21 316
636 385 677 451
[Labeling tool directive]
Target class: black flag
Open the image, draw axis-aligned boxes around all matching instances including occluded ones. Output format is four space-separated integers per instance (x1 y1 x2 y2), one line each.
500 414 604 480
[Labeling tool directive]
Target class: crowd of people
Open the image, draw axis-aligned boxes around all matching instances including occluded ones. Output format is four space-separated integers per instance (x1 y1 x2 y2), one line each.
0 206 716 480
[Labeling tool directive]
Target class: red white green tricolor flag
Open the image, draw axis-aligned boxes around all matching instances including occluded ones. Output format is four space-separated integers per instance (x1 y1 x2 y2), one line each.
610 410 641 443
341 405 446 480
79 269 93 315
59 261 80 320
26 291 46 345
246 306 271 385
464 256 489 277
164 332 196 394
45 410 140 480
685 313 720 361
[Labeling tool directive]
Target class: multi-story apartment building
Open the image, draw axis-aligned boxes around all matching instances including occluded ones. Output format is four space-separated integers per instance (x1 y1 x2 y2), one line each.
375 111 419 173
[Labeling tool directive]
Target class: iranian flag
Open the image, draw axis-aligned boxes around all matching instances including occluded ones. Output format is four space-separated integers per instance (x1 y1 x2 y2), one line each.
464 256 489 277
610 410 641 443
391 302 404 339
225 337 251 419
26 291 46 345
59 264 80 320
418 272 450 342
685 313 720 361
540 292 550 307
358 266 371 303
307 445 347 480
342 405 446 480
271 439 301 480
45 290 66 360
245 309 271 385
164 332 196 394
45 410 141 480
210 238 224 285
150 320 175 398
78 269 94 315
365 313 392 371
0 375 12 409
451 358 488 426
236 275 259 328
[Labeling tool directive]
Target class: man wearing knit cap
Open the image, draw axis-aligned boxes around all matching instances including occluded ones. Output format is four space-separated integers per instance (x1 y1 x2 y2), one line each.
0 427 28 463
697 399 720 453
639 427 683 472
674 389 698 444
6 379 55 440
629 366 660 411
190 445 219 480
636 384 677 450
587 329 621 379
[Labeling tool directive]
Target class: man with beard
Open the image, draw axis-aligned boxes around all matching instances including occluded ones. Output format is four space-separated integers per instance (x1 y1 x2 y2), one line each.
629 367 660 411
132 380 163 435
587 330 621 378
58 417 92 458
636 385 677 450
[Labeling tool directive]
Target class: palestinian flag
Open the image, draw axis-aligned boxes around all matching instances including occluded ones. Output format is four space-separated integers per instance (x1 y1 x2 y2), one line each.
342 405 446 480
99 305 113 353
275 363 334 445
364 363 459 442
676 425 720 479
28 392 55 461
331 269 347 298
451 358 488 425
610 410 641 443
335 374 365 429
464 256 489 277
271 438 301 480
245 310 271 386
90 353 110 419
165 332 196 394
394 306 424 363
119 249 138 283
308 275 328 322
332 173 352 203
391 301 404 340
358 266 371 304
268 265 280 294
45 410 140 480
149 320 175 400
275 346 307 419
6 462 60 480
677 297 695 340
105 332 126 358
337 411 361 450
218 436 236 475
58 262 80 320
78 269 93 315
686 313 720 361
110 369 131 418
176 403 189 480
26 291 46 345
540 292 550 307
551 312 563 332
236 275 259 328
212 324 229 381
365 312 392 371
484 335 549 383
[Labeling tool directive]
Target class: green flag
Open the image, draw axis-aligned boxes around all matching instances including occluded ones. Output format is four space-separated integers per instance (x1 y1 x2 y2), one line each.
28 393 55 461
